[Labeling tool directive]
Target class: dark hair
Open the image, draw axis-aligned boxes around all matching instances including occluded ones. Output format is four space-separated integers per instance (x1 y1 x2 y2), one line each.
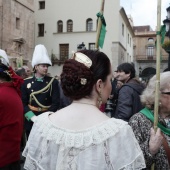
16 68 26 77
117 62 135 79
0 63 11 81
60 50 111 100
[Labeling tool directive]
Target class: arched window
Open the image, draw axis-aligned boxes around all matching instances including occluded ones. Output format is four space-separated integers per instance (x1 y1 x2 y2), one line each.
148 38 154 43
86 18 93 31
140 67 156 81
146 38 155 58
58 20 63 33
67 20 73 32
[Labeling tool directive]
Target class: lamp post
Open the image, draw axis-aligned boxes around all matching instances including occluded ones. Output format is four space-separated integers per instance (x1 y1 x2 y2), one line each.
163 6 170 71
139 66 142 77
77 42 86 51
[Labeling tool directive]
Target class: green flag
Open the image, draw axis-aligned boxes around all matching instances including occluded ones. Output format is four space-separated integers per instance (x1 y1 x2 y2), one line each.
97 12 106 48
155 25 166 61
160 25 166 45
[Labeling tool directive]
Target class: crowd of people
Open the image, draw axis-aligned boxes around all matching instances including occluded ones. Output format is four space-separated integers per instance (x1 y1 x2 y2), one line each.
0 44 170 170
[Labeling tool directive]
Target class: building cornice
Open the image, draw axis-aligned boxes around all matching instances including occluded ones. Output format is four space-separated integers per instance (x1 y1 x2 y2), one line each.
53 31 96 35
134 31 156 37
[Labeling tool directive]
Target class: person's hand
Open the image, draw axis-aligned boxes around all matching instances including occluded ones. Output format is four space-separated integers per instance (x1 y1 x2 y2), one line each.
149 128 163 155
30 116 37 122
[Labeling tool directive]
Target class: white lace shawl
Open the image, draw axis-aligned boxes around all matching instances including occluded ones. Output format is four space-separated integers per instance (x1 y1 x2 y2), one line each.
23 112 146 170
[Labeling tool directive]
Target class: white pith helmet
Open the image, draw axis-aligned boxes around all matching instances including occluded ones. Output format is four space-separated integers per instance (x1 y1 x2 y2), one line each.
31 44 52 68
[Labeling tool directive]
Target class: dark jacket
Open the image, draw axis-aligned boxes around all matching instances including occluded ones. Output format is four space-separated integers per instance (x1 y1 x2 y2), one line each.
107 79 119 117
113 78 145 122
21 76 60 131
58 82 72 109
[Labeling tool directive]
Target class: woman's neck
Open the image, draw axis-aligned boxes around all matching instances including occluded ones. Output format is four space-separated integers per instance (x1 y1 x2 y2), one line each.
73 98 97 107
35 73 44 78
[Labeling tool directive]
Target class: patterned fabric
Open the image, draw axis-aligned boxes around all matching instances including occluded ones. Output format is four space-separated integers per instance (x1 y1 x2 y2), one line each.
23 112 146 170
129 112 170 170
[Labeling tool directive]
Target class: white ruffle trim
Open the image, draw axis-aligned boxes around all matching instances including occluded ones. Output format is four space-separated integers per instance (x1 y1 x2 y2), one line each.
23 153 146 170
33 112 128 148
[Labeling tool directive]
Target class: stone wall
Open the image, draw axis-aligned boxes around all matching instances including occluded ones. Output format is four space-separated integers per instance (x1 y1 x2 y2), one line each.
0 0 34 69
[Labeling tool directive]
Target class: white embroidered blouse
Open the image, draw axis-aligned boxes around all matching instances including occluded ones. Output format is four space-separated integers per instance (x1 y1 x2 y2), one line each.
23 112 146 170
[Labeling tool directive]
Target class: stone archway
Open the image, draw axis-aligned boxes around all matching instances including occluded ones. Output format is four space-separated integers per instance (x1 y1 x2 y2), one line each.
163 68 169 72
140 67 156 82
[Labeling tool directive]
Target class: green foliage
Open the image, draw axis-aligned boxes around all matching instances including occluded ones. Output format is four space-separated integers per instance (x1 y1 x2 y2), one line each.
162 40 170 50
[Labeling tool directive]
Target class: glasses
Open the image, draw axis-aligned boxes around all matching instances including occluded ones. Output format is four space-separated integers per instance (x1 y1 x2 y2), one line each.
161 92 170 95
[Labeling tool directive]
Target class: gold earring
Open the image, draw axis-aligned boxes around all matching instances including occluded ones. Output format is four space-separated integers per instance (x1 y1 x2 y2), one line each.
97 91 102 108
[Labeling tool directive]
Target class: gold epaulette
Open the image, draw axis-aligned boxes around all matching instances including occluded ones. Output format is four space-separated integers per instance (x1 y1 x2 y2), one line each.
24 76 33 80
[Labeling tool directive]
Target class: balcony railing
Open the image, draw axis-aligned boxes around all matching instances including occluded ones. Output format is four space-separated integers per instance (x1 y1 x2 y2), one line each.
136 55 168 61
51 53 72 66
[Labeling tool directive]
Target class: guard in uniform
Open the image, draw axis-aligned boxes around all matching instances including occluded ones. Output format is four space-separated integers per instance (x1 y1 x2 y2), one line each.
21 44 60 137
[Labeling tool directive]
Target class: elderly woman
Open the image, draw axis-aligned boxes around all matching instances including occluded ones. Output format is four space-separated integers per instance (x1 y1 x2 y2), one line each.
129 71 170 169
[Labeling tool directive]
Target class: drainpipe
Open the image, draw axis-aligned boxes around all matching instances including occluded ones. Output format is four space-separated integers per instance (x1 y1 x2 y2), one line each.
0 5 3 49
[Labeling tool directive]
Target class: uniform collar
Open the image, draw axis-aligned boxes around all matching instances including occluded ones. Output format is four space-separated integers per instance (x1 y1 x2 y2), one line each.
34 75 45 82
36 77 44 82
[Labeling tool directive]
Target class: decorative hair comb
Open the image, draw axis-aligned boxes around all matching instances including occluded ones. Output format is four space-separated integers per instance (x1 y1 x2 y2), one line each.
80 78 87 85
72 52 92 68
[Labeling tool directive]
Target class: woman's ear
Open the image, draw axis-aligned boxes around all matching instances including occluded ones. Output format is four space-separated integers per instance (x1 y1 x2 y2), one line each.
95 79 103 93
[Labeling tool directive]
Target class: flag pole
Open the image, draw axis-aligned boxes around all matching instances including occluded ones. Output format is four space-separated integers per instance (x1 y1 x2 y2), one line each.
95 0 105 50
151 1 162 170
154 0 161 131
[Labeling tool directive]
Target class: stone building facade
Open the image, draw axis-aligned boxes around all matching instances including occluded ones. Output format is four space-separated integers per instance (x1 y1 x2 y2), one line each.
0 0 34 69
133 25 168 82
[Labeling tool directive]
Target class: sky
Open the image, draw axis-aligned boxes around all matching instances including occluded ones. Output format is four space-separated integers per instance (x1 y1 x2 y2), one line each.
120 0 170 30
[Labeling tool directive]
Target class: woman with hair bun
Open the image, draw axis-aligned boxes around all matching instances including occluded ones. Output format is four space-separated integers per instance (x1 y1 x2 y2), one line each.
23 50 145 170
